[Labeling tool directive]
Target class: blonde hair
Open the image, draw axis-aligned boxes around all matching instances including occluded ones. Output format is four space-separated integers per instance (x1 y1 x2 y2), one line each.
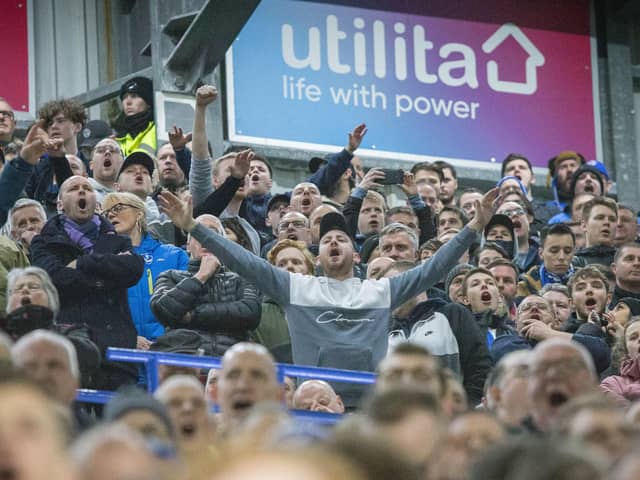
267 239 316 275
102 192 147 233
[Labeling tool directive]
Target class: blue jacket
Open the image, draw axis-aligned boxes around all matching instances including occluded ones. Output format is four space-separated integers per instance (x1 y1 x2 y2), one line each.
129 234 189 340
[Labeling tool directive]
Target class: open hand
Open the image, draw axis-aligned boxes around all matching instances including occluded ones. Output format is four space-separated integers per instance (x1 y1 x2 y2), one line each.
158 189 197 232
347 123 367 153
467 188 500 232
230 149 254 179
168 125 192 150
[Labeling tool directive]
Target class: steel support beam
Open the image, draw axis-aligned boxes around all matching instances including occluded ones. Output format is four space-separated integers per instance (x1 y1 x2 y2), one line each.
70 66 153 107
605 15 639 208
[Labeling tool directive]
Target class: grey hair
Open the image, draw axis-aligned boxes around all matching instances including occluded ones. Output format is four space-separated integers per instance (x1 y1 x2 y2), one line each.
12 329 80 379
539 283 570 298
531 338 597 380
6 266 60 317
379 222 419 252
8 198 47 235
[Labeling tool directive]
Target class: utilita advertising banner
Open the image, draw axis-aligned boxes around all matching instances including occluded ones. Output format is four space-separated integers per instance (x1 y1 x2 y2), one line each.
226 0 596 167
0 1 30 113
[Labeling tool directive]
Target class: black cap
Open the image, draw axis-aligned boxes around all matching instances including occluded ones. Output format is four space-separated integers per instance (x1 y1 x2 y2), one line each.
319 212 350 241
120 76 154 109
484 214 514 238
78 120 112 149
267 193 290 212
308 156 327 174
118 151 155 179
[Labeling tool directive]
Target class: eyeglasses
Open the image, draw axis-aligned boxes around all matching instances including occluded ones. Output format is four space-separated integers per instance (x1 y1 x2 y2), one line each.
501 208 525 217
104 203 138 217
12 282 43 293
0 110 14 120
518 302 551 313
278 220 308 232
94 145 122 155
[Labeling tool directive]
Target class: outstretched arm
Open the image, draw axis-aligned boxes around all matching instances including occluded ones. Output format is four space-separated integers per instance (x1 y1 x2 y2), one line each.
158 189 291 305
389 188 499 308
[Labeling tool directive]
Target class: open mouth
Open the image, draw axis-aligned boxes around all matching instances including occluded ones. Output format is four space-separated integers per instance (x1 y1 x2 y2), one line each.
601 229 610 237
529 313 541 321
78 198 87 209
302 198 311 207
329 248 341 258
481 291 492 302
104 159 112 167
287 233 298 240
512 220 522 229
515 174 522 180
585 298 597 308
20 296 31 306
548 391 569 408
583 184 595 193
232 400 254 412
369 220 379 229
180 423 197 439
251 174 260 182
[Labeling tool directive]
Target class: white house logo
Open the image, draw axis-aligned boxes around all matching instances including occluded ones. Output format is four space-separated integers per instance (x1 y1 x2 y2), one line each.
282 16 545 95
482 23 545 95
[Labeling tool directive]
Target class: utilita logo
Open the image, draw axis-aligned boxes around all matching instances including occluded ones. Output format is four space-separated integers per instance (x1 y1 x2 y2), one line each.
282 16 545 95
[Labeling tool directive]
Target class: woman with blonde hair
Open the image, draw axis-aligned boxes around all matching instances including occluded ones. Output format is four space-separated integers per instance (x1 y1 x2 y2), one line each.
103 191 188 349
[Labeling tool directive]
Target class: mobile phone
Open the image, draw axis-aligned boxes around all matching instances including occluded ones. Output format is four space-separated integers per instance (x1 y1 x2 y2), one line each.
364 167 404 185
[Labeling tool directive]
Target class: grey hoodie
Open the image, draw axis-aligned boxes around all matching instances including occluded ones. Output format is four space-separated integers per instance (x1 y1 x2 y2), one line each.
190 223 477 371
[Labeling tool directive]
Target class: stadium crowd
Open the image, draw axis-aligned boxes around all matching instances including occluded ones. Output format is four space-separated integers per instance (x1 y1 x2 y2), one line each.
1 77 640 480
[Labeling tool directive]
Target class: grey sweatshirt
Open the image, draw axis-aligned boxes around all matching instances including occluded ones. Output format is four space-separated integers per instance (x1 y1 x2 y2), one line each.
191 223 477 371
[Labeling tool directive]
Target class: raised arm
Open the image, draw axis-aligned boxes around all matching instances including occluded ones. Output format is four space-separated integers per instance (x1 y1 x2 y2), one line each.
158 189 291 305
389 188 499 308
0 121 51 224
307 123 367 193
190 85 218 205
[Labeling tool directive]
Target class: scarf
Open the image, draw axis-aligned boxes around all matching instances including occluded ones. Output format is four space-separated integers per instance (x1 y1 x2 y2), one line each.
63 215 101 253
539 264 574 287
119 109 153 138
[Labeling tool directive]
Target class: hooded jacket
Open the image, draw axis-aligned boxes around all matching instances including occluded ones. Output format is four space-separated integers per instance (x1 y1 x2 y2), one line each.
389 298 492 405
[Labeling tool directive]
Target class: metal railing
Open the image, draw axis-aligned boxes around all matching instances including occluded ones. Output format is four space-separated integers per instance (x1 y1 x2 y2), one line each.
76 347 377 424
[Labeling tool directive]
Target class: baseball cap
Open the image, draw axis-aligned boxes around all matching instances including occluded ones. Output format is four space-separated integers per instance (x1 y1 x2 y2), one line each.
118 151 155 179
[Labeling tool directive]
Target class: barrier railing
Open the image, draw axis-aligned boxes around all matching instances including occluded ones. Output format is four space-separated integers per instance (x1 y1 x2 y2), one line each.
76 347 377 425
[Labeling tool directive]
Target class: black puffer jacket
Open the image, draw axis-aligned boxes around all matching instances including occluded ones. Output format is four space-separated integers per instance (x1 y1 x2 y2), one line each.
150 260 261 355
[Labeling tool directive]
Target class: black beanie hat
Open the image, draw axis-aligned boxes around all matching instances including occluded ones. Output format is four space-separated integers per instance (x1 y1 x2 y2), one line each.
120 76 154 109
569 164 604 197
618 298 640 317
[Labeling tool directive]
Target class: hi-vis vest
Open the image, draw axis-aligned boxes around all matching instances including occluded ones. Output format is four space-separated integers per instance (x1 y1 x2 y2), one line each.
116 121 157 157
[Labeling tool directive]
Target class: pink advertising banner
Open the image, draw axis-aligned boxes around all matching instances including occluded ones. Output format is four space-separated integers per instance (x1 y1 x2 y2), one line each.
227 0 597 167
0 1 30 113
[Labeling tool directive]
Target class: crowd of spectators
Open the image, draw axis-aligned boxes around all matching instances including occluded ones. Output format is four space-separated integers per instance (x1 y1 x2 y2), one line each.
2 77 640 480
